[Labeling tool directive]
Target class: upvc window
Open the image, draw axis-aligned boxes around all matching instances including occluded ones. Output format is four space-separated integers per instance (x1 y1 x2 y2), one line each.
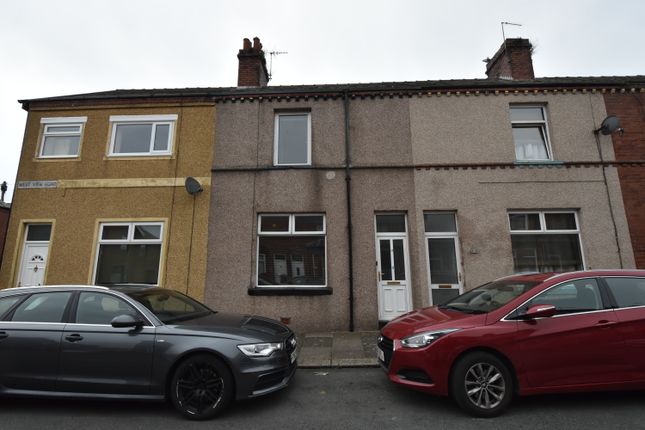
508 211 583 273
510 106 552 161
109 115 177 156
274 112 311 166
94 222 163 285
257 214 325 286
39 117 87 158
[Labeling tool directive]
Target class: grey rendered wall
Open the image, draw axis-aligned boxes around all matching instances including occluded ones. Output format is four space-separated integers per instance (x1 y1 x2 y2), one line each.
207 91 635 332
408 92 634 307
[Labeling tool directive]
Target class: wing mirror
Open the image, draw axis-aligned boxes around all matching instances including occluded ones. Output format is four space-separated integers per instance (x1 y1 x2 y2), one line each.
523 304 557 319
111 314 144 328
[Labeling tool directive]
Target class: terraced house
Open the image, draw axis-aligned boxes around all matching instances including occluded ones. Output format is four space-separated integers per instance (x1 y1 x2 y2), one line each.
0 92 214 299
1 37 643 333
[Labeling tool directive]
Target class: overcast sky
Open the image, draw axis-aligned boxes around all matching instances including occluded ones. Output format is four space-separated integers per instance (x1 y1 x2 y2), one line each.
1 0 644 202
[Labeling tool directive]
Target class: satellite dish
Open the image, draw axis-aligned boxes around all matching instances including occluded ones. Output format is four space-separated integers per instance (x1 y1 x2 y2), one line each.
597 116 621 135
185 177 203 195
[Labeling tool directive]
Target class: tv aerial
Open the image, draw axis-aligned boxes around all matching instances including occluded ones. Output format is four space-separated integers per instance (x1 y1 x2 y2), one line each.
268 50 288 81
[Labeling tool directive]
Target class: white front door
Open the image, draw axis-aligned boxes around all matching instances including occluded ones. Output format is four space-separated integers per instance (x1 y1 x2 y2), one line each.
377 237 411 320
375 213 412 321
19 244 49 287
425 212 463 305
17 224 52 287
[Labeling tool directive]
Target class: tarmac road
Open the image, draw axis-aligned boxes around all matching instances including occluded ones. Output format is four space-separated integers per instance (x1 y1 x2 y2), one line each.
1 368 644 430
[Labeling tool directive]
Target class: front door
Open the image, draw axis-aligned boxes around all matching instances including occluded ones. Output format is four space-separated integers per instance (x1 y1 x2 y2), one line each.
375 214 412 321
17 224 52 287
424 213 463 305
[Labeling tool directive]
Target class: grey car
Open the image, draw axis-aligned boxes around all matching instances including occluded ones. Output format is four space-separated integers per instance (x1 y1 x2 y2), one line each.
0 285 297 420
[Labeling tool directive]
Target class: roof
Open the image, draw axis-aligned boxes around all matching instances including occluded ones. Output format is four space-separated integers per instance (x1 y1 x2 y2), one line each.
19 75 645 110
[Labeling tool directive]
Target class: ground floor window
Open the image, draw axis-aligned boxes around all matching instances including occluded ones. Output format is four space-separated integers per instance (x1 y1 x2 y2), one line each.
94 222 163 285
509 211 583 273
257 214 326 286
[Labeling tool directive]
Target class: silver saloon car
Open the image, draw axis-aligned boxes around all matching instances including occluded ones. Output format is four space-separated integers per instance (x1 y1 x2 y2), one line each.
0 285 297 420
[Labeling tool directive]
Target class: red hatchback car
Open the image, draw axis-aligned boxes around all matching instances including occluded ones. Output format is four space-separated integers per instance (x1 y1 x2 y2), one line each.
378 270 645 417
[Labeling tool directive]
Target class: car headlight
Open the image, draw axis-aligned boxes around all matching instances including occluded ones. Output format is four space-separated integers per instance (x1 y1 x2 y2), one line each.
401 329 460 349
237 342 283 357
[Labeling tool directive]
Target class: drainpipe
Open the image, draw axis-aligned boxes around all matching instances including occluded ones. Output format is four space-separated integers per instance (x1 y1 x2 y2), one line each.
343 90 355 332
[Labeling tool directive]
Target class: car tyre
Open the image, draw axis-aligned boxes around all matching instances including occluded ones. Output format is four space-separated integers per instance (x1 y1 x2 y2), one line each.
450 351 513 417
170 354 234 420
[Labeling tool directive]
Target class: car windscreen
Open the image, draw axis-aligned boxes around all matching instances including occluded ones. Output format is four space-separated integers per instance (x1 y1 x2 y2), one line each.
126 289 212 324
439 280 540 314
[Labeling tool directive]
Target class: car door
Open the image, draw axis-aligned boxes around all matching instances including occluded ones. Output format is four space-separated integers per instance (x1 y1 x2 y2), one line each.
0 291 72 391
58 291 156 394
602 276 645 382
516 278 623 388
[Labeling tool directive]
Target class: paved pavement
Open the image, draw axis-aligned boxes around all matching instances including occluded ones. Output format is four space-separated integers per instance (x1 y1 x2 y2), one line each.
297 331 380 368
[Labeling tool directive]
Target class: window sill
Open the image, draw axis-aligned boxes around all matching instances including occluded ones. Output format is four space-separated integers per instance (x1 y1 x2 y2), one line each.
248 286 333 296
514 160 564 166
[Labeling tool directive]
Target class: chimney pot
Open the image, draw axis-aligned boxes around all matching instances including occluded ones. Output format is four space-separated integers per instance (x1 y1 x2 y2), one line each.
237 36 269 87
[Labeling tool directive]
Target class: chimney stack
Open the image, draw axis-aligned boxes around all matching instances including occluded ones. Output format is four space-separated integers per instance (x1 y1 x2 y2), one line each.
485 38 535 80
237 37 269 87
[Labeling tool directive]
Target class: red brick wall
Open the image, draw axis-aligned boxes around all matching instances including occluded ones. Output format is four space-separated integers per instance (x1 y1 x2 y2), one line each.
604 92 645 268
486 39 535 80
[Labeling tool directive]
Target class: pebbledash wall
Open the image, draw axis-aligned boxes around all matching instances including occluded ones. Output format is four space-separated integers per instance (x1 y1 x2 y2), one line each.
0 103 214 299
207 87 636 333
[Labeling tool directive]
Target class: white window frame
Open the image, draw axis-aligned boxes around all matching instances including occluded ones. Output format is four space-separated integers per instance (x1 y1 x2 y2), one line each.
258 214 326 235
273 112 312 166
508 210 586 272
39 117 87 158
509 105 553 162
256 214 326 287
93 222 164 285
108 114 177 157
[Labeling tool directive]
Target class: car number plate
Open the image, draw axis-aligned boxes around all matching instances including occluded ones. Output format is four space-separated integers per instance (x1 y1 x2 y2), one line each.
377 348 384 362
290 350 298 364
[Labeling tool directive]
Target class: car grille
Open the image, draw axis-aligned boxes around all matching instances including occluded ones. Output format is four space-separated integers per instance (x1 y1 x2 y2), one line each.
285 334 297 353
378 335 394 367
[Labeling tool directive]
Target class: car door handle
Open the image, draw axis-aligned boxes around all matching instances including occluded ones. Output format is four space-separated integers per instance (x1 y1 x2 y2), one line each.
595 320 616 328
65 334 84 342
0 331 7 340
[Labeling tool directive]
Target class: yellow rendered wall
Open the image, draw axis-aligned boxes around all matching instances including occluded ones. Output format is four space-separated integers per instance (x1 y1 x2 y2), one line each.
0 103 215 300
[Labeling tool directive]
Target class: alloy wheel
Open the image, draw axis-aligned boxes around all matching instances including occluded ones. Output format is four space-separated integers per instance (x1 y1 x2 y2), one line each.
463 362 506 410
175 361 225 416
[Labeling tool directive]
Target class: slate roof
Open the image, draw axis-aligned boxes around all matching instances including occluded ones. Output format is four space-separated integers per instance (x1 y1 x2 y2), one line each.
19 75 645 109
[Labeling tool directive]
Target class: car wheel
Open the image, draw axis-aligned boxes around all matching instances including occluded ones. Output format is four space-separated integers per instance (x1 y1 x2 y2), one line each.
170 354 234 420
450 351 513 417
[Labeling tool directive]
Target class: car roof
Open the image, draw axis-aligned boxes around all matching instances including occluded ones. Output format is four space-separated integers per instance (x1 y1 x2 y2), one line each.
500 269 645 284
3 285 109 292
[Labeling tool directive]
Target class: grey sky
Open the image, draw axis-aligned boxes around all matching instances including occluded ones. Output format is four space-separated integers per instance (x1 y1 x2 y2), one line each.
1 0 644 202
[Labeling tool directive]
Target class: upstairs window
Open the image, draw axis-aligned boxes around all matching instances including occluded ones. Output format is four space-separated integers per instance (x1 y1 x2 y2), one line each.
274 112 311 166
509 106 552 161
109 115 177 156
39 117 87 158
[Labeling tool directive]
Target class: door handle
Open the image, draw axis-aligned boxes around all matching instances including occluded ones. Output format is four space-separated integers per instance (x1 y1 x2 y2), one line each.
595 320 616 328
0 331 7 340
65 334 84 342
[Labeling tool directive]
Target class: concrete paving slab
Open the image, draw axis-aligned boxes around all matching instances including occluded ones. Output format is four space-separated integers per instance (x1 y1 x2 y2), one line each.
297 331 380 369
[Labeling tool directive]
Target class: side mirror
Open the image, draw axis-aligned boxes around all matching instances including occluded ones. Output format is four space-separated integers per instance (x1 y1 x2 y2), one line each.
111 314 144 328
524 304 557 319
